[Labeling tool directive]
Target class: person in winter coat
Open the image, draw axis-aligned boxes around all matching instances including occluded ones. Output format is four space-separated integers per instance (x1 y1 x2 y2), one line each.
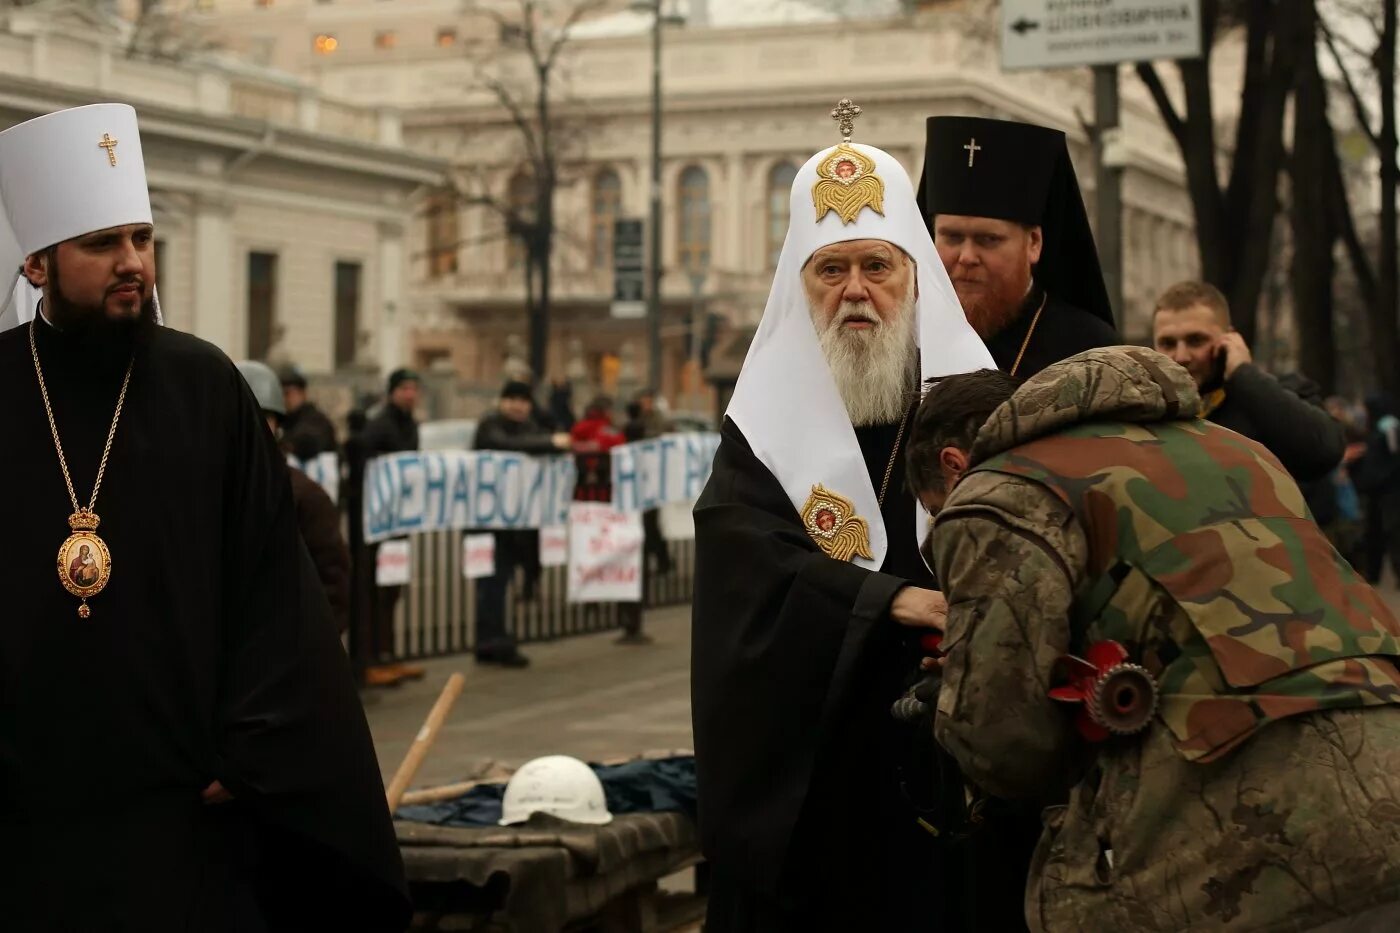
1153 281 1344 482
470 381 571 667
359 368 423 686
1354 393 1400 585
278 363 339 461
908 347 1400 933
571 396 626 504
625 390 674 577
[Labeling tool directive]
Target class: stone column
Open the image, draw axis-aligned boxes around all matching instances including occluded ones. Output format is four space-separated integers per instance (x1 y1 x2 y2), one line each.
192 192 235 354
725 153 746 274
377 219 406 376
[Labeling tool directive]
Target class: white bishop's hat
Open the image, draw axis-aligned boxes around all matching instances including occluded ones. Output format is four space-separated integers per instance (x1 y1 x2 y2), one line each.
727 102 994 571
0 103 158 329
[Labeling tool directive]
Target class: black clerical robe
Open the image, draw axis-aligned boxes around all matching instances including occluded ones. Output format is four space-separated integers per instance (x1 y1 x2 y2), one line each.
693 414 957 932
985 285 1121 379
0 319 409 931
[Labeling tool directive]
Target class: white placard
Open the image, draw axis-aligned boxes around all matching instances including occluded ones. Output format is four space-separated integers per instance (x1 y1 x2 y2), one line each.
375 539 411 587
659 500 696 541
1001 0 1201 71
540 526 569 568
462 533 496 580
567 503 643 604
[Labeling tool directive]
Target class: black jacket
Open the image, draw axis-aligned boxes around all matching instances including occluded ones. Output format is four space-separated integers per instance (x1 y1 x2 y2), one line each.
283 402 338 462
361 404 418 458
1207 364 1345 482
473 412 559 455
985 287 1121 379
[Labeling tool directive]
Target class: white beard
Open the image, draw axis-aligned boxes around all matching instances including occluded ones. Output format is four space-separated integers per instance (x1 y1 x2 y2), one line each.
813 286 917 427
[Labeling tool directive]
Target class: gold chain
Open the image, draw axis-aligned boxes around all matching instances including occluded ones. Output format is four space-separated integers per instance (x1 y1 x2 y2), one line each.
876 406 910 507
1009 293 1049 378
29 320 134 515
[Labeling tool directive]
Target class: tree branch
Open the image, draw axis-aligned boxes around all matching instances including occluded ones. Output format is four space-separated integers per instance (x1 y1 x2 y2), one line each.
1320 16 1382 149
1226 0 1271 215
475 68 543 162
519 0 545 73
1135 62 1187 149
545 0 607 70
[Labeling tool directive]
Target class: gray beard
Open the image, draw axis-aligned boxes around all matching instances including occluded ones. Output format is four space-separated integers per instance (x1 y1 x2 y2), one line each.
814 289 918 427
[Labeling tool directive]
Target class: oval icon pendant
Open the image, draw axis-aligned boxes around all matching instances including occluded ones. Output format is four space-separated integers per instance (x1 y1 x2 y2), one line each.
57 510 111 618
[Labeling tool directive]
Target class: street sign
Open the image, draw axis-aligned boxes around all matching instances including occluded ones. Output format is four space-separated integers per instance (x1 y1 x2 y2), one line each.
1001 0 1201 71
611 218 645 319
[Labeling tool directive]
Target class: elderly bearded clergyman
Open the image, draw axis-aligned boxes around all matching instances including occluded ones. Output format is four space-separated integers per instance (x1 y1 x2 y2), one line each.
691 102 995 931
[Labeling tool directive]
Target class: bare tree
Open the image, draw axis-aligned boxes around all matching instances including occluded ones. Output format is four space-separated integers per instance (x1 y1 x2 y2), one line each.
1319 0 1399 394
1135 0 1310 345
0 0 220 60
1289 1 1340 391
448 0 606 386
124 1 222 62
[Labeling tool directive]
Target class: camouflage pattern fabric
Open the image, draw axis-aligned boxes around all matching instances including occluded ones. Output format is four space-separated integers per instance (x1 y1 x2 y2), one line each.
978 418 1400 763
930 347 1400 931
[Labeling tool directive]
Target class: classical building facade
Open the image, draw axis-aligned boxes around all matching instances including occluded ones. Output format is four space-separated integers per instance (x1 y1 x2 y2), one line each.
167 0 1203 410
2 1 445 389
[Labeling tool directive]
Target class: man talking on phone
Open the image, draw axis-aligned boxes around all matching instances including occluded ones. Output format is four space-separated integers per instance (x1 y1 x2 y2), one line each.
1153 280 1344 481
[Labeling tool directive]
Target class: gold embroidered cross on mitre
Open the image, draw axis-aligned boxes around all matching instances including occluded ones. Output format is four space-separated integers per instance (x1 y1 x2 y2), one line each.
812 98 885 225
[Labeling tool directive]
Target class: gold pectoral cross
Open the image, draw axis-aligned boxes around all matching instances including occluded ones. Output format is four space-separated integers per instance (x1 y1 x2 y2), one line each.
99 133 119 167
964 137 981 167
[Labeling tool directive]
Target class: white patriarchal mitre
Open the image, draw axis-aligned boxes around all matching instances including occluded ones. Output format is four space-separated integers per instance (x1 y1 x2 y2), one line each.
0 103 161 330
727 127 994 571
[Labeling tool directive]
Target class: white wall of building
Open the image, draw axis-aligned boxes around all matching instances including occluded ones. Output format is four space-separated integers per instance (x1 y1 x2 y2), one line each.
0 2 445 380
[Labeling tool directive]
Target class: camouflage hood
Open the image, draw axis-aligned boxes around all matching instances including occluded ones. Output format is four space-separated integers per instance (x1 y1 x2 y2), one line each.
970 347 1201 465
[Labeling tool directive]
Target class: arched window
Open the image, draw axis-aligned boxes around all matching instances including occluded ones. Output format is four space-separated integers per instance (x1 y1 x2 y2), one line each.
591 169 622 271
425 189 459 279
506 171 535 272
767 161 797 269
677 165 711 273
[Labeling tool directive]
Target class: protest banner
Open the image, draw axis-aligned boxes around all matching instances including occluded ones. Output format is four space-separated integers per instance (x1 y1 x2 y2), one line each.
363 450 576 543
609 432 721 513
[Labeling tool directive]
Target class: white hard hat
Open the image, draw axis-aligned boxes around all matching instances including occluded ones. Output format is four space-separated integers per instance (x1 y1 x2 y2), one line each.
235 359 287 417
499 755 613 826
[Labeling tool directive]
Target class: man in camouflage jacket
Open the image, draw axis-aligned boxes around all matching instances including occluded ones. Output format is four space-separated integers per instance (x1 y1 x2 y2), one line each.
906 346 1400 932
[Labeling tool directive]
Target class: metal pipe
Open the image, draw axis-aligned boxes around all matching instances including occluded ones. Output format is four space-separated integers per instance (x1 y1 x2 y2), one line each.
646 0 663 391
1093 64 1123 330
689 274 703 414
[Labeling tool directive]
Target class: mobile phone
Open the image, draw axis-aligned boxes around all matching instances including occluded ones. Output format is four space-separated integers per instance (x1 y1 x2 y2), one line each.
1209 341 1228 389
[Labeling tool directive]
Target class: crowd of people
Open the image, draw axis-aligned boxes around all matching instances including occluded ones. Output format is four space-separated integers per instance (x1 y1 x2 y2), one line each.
268 363 681 683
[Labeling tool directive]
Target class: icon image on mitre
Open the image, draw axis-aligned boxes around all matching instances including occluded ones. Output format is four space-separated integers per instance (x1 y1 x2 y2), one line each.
812 143 885 225
801 484 874 563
